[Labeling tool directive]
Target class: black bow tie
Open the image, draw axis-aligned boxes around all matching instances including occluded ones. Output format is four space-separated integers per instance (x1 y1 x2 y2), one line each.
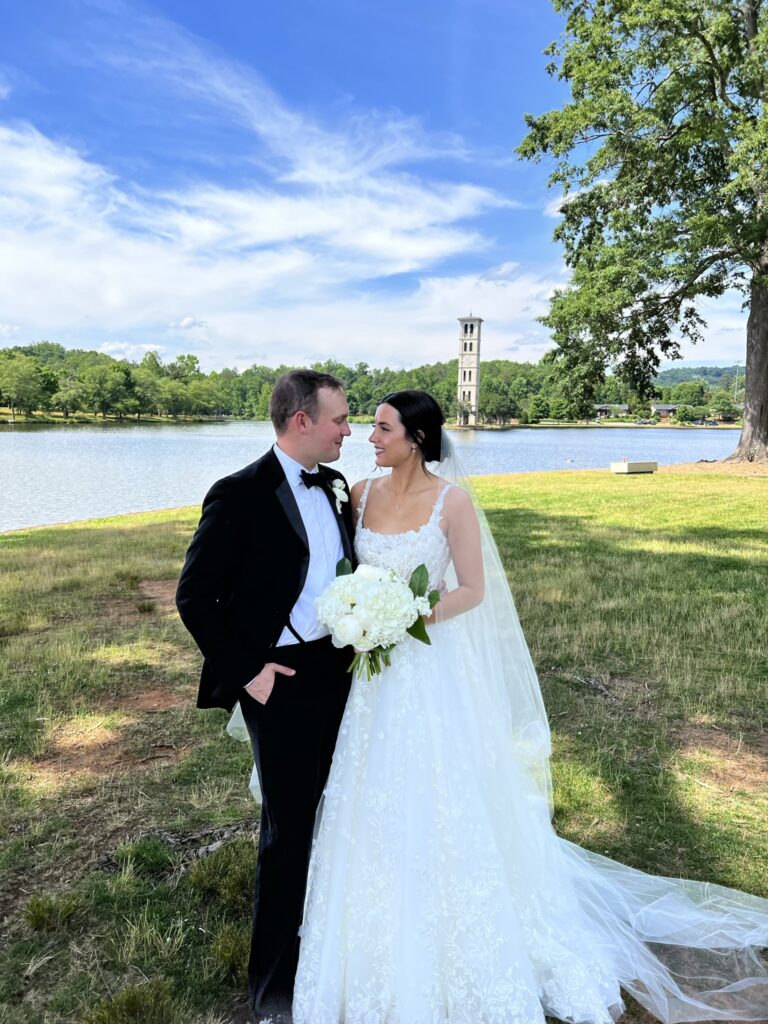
300 469 326 489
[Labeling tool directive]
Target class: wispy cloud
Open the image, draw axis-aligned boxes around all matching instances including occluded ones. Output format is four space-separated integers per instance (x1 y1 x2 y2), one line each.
169 317 208 330
84 4 468 187
0 0 518 370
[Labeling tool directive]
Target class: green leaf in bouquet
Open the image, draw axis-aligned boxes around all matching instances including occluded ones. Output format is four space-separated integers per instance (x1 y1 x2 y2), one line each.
428 589 440 609
409 563 429 597
336 557 353 576
407 615 431 646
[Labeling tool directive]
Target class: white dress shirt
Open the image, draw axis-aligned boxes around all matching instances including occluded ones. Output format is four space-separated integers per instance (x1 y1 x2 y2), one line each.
272 442 344 646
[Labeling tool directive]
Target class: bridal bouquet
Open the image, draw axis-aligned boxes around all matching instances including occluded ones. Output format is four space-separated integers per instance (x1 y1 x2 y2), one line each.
316 559 440 679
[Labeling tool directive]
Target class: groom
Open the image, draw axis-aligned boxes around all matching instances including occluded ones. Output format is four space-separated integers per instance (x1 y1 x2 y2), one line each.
176 369 355 1019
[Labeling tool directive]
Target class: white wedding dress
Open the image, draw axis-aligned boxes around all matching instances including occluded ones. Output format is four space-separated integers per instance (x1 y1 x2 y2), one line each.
287 479 768 1024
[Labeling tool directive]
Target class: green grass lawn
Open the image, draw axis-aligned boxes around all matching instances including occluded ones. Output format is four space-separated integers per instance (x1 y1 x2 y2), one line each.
1 471 766 1023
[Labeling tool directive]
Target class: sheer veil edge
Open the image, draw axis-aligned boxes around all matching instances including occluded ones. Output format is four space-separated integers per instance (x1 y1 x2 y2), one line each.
437 429 768 1023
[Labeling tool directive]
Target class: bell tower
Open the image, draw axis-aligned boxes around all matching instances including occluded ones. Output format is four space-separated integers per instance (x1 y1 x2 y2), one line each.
457 315 482 425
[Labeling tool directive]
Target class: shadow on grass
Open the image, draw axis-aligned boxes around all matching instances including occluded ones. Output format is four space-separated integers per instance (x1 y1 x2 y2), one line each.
3 502 766 890
485 504 767 894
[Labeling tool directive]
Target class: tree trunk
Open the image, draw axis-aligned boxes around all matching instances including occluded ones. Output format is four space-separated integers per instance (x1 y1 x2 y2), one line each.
725 269 768 461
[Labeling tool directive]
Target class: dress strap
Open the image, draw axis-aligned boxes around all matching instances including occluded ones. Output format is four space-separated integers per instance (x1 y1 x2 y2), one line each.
431 483 453 524
356 478 374 530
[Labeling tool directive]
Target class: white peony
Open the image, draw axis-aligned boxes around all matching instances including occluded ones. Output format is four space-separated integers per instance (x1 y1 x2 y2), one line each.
333 613 365 647
354 563 388 582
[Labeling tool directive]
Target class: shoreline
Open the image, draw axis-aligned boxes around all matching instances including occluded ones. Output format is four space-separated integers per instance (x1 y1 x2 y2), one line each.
1 416 741 431
4 460 765 535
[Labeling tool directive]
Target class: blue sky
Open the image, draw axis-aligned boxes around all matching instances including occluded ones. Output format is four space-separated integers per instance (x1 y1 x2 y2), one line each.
0 0 746 370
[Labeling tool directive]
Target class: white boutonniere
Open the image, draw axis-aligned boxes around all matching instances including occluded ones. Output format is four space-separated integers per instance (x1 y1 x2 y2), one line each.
330 479 348 515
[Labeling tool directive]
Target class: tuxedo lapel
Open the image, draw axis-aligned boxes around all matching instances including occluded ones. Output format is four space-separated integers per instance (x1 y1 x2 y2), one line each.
269 452 311 597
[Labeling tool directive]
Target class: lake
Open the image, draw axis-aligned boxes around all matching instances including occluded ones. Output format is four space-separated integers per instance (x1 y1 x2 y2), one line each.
1 421 739 532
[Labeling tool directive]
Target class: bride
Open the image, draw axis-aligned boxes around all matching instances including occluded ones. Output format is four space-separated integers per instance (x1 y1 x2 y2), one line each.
241 389 768 1023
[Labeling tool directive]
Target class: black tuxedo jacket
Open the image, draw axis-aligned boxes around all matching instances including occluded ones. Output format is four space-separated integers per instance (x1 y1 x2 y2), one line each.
176 447 355 712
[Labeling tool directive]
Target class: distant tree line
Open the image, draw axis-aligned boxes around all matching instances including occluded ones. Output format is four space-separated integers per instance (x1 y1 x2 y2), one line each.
0 341 745 424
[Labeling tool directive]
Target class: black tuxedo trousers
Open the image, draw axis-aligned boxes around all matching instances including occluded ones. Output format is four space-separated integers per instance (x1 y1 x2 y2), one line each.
176 450 357 1014
240 635 352 1015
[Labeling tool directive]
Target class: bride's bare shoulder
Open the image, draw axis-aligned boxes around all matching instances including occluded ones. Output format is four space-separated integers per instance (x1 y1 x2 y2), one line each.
440 481 475 517
434 476 468 497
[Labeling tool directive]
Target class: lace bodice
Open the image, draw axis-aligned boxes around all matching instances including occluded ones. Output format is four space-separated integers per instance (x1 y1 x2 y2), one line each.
355 478 452 588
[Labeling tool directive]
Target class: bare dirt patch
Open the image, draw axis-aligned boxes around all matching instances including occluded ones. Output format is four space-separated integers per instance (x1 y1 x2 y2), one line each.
660 460 768 477
124 686 193 711
28 717 189 784
674 724 768 793
103 578 180 628
138 578 178 611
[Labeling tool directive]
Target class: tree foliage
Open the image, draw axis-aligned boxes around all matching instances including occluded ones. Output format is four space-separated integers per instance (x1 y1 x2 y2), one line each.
0 340 745 425
519 0 768 458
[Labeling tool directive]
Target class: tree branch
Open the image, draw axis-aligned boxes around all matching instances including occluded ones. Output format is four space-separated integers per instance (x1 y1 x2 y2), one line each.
686 24 742 115
743 1 759 45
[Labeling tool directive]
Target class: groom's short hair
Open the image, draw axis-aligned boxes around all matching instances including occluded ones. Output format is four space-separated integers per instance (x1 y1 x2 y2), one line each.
271 369 345 434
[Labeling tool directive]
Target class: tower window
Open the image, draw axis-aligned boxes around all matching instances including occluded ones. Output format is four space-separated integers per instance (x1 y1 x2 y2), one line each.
469 342 472 352
469 323 474 335
463 341 467 352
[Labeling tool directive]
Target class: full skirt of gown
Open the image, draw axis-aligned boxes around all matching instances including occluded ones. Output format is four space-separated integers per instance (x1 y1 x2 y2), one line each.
291 484 768 1024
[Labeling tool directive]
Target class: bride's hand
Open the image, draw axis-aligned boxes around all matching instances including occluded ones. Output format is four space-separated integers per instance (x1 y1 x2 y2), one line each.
422 604 439 627
422 580 446 626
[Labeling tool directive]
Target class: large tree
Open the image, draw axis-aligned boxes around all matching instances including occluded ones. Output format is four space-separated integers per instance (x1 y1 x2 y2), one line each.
0 354 47 421
519 0 768 460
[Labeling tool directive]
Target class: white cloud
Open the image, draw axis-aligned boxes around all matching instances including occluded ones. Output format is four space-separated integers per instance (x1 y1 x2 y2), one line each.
96 341 168 360
170 316 208 330
177 260 565 371
543 194 567 218
89 9 469 189
0 106 509 366
0 322 19 337
543 179 611 218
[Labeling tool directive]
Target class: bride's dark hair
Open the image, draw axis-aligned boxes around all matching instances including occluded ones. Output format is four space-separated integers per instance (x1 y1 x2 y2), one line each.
381 390 445 465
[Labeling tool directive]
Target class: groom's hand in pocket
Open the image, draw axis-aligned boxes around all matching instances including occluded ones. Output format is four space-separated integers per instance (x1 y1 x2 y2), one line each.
244 662 296 705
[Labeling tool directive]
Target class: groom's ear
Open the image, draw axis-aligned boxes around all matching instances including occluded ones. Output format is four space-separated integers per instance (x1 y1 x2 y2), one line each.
415 429 425 445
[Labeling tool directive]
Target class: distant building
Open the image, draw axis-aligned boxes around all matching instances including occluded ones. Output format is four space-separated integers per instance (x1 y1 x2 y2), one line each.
594 404 629 418
457 316 482 425
650 402 678 420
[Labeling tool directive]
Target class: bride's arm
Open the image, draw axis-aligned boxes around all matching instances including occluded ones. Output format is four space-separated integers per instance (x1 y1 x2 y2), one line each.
425 486 484 624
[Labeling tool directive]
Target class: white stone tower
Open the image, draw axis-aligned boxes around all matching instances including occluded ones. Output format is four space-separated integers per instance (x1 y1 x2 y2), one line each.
457 315 482 425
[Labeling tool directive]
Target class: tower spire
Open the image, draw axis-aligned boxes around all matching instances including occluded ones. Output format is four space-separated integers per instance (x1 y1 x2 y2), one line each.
456 315 483 426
